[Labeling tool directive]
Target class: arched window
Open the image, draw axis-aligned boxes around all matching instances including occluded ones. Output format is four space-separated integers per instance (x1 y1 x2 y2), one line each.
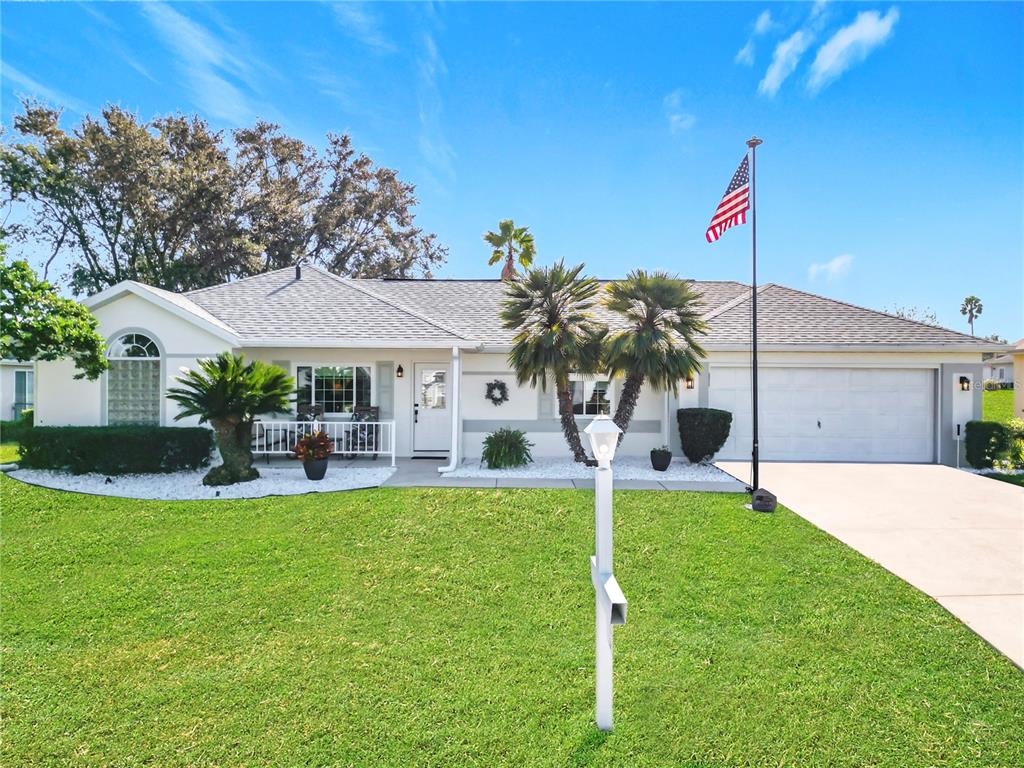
107 333 161 425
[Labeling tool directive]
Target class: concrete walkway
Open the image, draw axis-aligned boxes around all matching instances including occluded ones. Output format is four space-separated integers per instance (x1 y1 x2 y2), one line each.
382 458 745 492
717 461 1024 667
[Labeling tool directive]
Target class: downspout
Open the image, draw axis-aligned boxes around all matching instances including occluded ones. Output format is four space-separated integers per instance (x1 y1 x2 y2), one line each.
438 346 461 473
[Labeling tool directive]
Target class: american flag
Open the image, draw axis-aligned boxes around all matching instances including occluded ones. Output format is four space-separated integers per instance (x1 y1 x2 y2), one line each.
705 155 750 243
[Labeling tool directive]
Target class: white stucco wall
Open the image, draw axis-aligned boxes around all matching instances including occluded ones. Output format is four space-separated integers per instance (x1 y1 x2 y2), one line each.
34 293 231 427
460 352 668 459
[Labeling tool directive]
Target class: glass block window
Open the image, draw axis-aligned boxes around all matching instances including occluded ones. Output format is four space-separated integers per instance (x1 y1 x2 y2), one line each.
296 365 372 415
107 333 161 425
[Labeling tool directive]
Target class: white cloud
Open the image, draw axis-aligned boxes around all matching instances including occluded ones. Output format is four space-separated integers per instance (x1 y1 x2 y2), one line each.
735 9 776 66
807 7 899 93
1 62 89 114
663 89 696 133
754 10 776 35
142 2 266 125
416 32 455 185
735 40 755 66
331 2 395 53
808 253 854 282
758 30 813 97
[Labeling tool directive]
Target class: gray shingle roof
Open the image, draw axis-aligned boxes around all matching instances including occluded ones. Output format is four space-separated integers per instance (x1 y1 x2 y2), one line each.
177 266 994 349
186 267 465 343
704 284 987 346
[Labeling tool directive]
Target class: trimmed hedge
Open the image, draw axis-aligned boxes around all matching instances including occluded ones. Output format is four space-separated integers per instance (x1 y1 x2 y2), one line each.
964 421 1008 469
677 408 733 463
1 409 34 444
18 426 213 475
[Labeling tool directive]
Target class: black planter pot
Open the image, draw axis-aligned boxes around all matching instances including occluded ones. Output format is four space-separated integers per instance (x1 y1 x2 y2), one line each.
303 458 329 481
650 450 672 472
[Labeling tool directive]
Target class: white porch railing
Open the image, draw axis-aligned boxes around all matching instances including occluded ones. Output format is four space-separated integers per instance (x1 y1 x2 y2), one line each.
251 420 396 467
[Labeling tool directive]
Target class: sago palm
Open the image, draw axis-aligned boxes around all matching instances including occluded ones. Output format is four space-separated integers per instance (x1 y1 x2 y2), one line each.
501 261 604 463
485 219 536 280
604 270 708 441
167 352 293 485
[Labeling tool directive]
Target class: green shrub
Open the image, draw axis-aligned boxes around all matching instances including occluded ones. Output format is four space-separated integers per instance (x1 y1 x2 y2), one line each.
482 428 533 469
1005 418 1024 469
964 421 1008 469
18 426 213 475
677 408 733 463
1 409 34 444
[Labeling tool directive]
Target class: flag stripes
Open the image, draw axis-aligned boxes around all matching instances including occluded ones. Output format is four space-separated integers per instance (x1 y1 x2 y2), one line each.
705 155 750 243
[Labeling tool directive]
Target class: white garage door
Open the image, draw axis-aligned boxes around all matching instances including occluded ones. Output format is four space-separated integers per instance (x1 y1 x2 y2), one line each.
708 366 935 462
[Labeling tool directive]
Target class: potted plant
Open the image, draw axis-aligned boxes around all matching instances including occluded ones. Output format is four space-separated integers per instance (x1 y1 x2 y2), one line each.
650 445 672 472
292 430 334 481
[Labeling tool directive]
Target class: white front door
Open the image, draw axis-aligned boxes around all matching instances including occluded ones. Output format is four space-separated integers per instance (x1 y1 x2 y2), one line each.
413 363 452 453
709 366 935 462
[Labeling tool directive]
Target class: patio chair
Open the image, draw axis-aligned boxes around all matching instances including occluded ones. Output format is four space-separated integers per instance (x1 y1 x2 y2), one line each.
345 406 381 460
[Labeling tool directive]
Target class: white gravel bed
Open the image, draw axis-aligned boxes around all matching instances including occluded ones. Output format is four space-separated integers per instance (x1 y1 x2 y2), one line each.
962 467 1024 476
5 465 396 500
444 457 734 482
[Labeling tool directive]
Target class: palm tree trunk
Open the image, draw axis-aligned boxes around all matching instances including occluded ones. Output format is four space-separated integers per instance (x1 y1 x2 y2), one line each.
612 373 645 445
555 372 590 463
204 416 259 486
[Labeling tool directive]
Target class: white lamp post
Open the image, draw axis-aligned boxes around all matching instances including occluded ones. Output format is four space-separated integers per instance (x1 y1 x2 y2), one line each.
584 415 628 732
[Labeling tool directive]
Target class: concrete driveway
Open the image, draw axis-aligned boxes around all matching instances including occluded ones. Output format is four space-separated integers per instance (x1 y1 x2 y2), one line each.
716 462 1024 667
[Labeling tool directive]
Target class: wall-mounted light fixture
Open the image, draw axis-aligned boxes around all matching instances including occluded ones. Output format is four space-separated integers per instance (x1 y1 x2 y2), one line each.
396 364 404 378
685 377 695 390
959 375 971 392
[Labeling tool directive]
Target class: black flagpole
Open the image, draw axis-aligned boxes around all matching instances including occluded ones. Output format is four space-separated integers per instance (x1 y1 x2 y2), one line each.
747 136 762 495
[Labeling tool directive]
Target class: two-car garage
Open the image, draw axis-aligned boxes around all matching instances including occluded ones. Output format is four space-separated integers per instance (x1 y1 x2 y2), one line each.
709 366 936 463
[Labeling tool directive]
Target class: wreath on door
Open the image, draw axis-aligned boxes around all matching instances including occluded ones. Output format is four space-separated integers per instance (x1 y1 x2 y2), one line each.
485 379 510 406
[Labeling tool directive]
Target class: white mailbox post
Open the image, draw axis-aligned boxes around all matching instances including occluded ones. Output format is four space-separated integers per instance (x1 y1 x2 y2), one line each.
584 415 628 732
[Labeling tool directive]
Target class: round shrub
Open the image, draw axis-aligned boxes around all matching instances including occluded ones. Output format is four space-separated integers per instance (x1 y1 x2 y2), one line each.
482 427 533 469
677 408 733 463
964 420 1008 469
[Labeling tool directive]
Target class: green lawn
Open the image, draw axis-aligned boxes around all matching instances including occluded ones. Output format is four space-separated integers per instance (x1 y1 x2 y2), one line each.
983 388 1015 424
986 472 1024 488
2 478 1022 767
0 442 19 463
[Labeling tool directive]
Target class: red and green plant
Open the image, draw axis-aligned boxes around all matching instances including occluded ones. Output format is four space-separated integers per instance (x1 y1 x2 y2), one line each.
292 430 334 463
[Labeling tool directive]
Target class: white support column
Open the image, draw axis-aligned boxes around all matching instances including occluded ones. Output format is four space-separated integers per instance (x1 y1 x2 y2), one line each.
438 346 461 473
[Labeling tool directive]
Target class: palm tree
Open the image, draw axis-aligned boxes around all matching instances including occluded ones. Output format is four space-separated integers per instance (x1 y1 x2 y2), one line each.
167 353 293 486
501 261 604 463
485 219 536 280
960 295 983 335
604 270 708 441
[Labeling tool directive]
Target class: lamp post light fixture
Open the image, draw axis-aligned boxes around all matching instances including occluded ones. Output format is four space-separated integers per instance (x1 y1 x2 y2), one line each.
583 415 628 732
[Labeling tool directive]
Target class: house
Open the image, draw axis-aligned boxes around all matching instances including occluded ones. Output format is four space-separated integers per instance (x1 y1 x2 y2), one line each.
33 264 1004 467
0 360 34 422
1013 339 1024 421
982 353 1014 385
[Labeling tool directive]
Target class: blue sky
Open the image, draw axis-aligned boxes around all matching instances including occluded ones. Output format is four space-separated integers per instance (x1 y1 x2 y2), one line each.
2 1 1021 338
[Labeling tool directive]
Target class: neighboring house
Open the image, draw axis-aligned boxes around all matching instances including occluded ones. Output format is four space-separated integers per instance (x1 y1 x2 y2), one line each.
982 353 1014 384
34 265 1004 467
1013 339 1024 421
0 360 34 421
